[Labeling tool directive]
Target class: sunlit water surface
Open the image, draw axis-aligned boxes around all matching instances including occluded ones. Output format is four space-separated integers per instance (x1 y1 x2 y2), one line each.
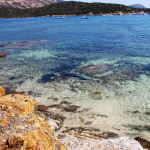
0 15 150 140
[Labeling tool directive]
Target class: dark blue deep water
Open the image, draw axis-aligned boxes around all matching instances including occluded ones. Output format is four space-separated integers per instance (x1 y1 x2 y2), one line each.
0 15 150 139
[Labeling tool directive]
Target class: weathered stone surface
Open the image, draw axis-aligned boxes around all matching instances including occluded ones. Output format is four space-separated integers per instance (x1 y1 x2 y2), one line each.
24 129 66 150
0 94 38 116
0 87 66 150
1 117 66 150
0 53 6 57
1 134 25 150
0 117 9 125
60 135 144 150
0 86 5 97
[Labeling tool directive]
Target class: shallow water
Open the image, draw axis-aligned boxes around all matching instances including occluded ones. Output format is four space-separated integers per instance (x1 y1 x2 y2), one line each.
0 15 150 140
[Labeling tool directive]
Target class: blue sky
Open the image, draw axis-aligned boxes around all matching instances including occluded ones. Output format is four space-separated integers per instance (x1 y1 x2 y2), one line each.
66 0 150 8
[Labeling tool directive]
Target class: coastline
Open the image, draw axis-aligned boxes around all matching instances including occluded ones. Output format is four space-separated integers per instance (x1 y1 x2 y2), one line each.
0 86 149 149
0 12 149 19
0 1 150 19
1 15 150 149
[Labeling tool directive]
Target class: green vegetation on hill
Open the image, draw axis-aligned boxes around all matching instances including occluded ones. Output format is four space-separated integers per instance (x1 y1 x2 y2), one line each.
0 1 150 18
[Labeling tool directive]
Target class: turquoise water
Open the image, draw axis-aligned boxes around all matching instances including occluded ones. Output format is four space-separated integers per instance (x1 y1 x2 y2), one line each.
0 15 150 139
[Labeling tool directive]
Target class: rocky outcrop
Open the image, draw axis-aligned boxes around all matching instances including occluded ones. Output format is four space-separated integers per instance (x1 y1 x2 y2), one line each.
0 86 149 150
0 87 66 150
0 0 62 9
0 94 38 116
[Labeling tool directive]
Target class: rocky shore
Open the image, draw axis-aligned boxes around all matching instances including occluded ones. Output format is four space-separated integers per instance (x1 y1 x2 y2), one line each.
0 86 66 150
0 86 150 150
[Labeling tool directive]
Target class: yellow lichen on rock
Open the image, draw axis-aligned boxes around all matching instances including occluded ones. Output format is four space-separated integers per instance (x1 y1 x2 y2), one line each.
0 86 5 97
1 116 67 150
25 116 66 150
0 94 38 116
0 117 9 125
0 86 67 150
24 129 65 150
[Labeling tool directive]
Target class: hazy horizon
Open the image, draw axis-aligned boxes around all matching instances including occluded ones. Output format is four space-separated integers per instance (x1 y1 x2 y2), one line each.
65 0 150 8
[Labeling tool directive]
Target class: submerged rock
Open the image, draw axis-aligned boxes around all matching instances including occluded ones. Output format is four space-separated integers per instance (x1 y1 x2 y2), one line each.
62 105 80 112
36 105 66 131
5 88 25 95
77 64 113 76
126 124 150 132
0 40 45 49
62 127 118 140
38 73 57 83
0 53 6 57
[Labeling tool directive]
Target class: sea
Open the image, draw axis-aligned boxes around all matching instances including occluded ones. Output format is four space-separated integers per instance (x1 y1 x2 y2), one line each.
0 15 150 140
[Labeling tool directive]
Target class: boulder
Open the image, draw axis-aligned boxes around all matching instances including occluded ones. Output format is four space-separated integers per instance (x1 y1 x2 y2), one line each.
0 53 6 57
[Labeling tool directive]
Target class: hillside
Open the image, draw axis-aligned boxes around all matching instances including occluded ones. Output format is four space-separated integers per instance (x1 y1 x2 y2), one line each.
0 1 150 18
0 0 62 9
130 4 146 9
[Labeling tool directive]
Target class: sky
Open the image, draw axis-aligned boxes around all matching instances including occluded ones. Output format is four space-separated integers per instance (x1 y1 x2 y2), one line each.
66 0 150 8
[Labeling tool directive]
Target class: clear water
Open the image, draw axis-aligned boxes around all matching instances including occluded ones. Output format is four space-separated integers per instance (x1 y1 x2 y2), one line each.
0 15 150 139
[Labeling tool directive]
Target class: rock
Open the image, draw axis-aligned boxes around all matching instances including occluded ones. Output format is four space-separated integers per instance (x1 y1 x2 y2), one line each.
0 94 38 116
99 67 140 83
62 105 80 112
62 127 118 140
77 64 112 76
0 117 9 125
0 86 5 97
134 137 150 149
24 129 65 150
60 135 144 150
92 91 102 99
6 112 15 117
23 118 66 150
145 112 150 115
1 117 67 150
36 105 66 130
0 53 6 57
0 86 66 150
5 88 25 95
1 134 24 150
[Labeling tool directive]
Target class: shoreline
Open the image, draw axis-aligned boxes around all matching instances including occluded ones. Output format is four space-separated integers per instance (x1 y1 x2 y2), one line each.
0 86 149 149
0 13 149 19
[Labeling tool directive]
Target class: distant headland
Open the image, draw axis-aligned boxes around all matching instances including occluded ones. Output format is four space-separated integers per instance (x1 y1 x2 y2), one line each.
0 1 150 18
